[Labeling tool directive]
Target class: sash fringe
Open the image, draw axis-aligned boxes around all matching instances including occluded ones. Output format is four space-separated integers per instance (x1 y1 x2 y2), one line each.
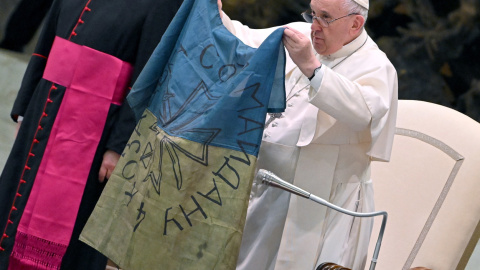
8 231 66 270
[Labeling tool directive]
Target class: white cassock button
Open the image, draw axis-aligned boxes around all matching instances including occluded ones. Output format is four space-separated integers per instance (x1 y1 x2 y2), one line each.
287 103 293 107
272 122 278 127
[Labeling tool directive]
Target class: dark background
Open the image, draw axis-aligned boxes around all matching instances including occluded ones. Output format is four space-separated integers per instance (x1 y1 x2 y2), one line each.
223 0 480 122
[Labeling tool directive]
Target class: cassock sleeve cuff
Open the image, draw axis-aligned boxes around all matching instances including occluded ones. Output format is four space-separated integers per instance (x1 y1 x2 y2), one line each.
309 64 325 98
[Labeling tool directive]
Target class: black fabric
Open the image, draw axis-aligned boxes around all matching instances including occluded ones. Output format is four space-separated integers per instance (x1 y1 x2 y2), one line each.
0 0 54 52
0 0 183 269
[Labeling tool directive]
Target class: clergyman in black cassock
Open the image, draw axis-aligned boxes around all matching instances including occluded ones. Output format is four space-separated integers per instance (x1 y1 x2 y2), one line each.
0 0 183 269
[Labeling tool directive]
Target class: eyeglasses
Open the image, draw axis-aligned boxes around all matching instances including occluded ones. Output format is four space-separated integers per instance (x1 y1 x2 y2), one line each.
301 11 359 28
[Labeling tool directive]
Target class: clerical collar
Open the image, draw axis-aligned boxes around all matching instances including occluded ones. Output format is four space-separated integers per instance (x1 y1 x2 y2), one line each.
319 29 368 60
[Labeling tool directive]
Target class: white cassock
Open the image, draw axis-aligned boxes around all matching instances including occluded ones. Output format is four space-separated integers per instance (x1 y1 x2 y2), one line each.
221 14 398 270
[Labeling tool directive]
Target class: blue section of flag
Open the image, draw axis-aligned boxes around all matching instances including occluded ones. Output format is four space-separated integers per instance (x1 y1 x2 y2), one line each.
127 0 286 157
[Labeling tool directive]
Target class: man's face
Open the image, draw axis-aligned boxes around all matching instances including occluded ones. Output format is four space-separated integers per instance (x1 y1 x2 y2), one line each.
309 0 354 55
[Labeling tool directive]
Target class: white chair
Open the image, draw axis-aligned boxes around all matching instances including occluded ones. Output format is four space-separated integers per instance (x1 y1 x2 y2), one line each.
367 100 480 270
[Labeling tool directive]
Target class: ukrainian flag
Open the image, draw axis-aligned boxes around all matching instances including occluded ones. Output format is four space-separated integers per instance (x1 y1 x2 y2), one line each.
80 0 286 269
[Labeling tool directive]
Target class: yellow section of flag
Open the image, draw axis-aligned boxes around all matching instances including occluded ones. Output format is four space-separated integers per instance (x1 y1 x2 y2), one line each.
80 109 257 270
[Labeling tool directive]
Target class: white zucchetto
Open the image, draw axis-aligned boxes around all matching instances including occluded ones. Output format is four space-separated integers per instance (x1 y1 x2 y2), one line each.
353 0 369 9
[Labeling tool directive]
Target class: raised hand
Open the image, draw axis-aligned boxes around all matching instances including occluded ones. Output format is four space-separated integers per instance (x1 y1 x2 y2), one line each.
283 27 321 78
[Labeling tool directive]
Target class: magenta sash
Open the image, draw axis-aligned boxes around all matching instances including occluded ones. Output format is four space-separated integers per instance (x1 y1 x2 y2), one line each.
9 36 132 269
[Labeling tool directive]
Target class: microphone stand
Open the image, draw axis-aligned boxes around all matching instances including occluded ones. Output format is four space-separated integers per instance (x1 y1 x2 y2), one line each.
257 169 387 270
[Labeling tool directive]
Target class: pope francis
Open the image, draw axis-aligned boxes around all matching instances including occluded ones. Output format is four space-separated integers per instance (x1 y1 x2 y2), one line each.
220 0 399 269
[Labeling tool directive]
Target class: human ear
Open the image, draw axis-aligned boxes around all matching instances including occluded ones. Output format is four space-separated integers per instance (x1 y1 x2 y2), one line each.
351 15 365 33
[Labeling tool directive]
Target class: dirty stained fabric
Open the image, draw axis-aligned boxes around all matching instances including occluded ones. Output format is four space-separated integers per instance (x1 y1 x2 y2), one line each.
79 0 286 269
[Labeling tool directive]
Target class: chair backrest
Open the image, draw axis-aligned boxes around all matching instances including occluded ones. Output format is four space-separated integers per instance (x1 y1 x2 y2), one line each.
367 100 480 270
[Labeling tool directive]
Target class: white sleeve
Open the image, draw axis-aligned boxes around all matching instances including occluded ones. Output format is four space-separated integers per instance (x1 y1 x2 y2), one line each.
220 12 280 48
309 66 373 131
308 65 325 95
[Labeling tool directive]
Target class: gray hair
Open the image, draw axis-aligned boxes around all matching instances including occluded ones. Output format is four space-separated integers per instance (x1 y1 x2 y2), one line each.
343 0 368 25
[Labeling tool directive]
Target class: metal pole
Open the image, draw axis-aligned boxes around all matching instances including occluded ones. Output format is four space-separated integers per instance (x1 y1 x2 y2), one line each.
258 169 387 270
